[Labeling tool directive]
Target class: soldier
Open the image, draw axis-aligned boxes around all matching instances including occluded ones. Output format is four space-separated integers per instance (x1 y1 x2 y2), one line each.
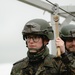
56 24 75 75
10 18 60 75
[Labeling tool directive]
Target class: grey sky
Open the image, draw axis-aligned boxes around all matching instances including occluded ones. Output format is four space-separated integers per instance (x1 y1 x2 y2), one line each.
0 0 75 63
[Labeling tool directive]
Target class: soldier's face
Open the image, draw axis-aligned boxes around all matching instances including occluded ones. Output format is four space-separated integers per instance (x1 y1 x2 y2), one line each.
26 35 48 53
65 38 75 52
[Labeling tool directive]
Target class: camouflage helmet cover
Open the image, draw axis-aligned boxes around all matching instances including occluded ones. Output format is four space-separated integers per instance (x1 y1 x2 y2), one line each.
59 24 75 40
22 19 54 40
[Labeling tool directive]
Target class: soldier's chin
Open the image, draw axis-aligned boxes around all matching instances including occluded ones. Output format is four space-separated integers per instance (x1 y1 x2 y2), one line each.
69 48 75 52
29 50 37 53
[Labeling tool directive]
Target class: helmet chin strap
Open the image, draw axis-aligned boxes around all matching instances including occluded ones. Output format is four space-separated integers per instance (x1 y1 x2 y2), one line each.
28 44 45 54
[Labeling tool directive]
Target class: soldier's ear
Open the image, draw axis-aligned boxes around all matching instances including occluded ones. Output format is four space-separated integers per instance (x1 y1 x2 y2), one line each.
44 40 49 45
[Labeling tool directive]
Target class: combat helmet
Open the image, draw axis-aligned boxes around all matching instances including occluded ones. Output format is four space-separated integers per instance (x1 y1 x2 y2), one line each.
59 24 75 41
22 19 54 40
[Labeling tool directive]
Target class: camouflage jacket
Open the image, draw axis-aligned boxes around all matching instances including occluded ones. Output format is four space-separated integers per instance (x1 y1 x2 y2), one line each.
58 52 75 75
10 53 75 75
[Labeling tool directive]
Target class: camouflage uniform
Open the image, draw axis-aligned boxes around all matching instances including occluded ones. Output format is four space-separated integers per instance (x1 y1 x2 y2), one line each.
11 46 59 75
55 52 75 75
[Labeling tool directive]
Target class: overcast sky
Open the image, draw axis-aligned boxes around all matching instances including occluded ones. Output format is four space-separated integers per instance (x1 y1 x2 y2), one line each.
0 0 75 64
0 0 75 75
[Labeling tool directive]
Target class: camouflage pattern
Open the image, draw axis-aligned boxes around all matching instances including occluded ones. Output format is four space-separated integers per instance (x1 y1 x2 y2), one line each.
55 52 75 75
22 19 54 40
11 56 59 75
59 24 75 39
10 47 75 75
